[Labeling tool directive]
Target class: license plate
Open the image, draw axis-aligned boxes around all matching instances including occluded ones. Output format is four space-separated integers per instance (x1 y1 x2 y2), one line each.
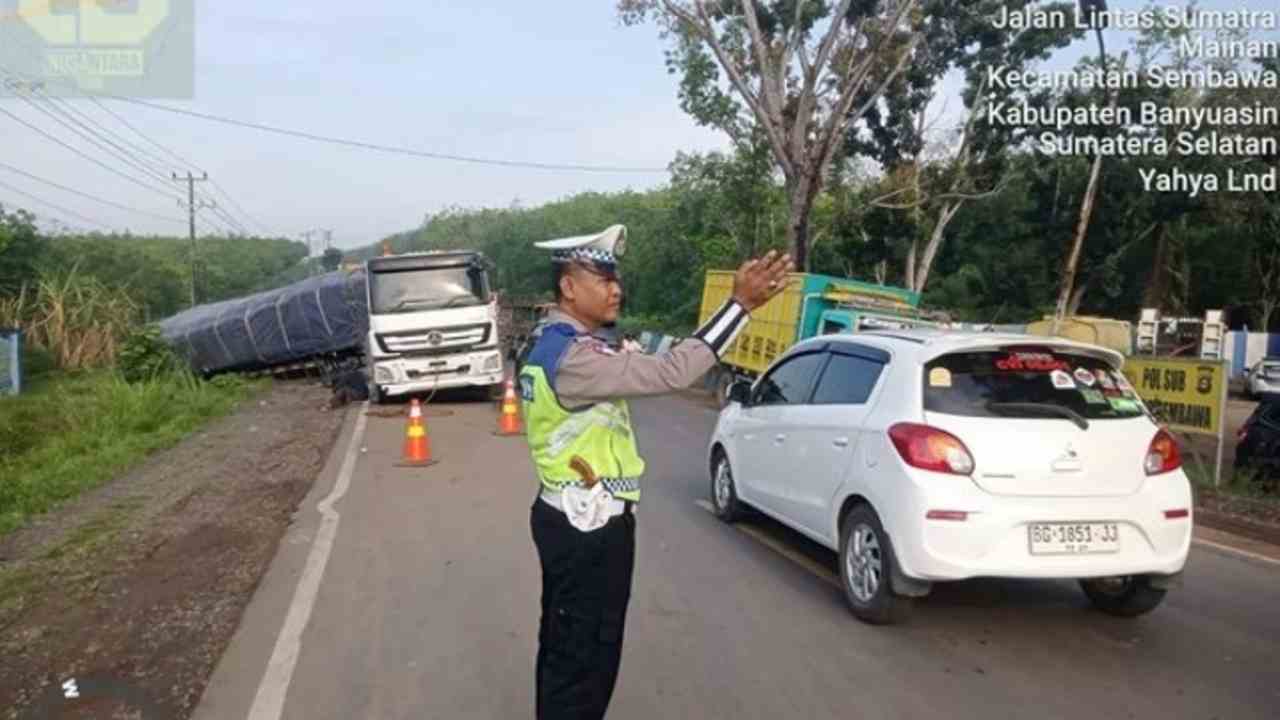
1028 522 1120 555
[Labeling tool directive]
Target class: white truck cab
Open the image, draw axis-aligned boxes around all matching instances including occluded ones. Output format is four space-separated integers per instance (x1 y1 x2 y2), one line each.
365 251 505 402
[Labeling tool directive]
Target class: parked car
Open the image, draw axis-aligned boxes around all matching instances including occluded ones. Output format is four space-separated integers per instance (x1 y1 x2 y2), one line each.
1235 399 1280 487
706 329 1192 624
1246 357 1280 399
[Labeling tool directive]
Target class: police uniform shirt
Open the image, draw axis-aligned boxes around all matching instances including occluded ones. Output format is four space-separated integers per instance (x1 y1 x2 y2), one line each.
546 302 750 408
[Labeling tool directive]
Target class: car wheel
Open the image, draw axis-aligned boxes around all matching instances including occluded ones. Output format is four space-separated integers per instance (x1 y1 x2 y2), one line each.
709 451 744 523
1079 575 1167 617
368 381 384 405
839 505 914 625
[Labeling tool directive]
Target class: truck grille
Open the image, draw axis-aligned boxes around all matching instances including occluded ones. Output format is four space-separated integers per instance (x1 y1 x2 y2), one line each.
377 323 491 356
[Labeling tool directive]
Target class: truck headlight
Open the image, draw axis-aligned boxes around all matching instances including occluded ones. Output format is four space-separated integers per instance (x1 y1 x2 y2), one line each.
374 365 394 383
484 354 501 371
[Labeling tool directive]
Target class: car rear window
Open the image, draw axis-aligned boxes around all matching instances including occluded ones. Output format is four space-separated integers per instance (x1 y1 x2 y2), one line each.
924 349 1145 420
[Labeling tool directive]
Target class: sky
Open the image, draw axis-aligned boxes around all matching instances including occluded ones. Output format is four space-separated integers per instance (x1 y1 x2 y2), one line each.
0 0 1267 251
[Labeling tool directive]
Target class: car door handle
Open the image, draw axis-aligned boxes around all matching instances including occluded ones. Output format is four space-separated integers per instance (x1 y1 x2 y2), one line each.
774 434 787 443
833 437 850 448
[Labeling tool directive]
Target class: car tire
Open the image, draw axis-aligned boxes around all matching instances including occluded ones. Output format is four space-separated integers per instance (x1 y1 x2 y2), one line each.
368 381 385 405
839 506 914 625
709 451 744 523
1079 575 1167 617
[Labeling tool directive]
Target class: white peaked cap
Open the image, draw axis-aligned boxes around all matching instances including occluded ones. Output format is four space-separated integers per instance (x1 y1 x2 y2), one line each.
534 225 627 265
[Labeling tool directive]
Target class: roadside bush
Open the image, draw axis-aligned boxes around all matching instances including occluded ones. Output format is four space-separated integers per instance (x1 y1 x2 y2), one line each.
117 325 180 383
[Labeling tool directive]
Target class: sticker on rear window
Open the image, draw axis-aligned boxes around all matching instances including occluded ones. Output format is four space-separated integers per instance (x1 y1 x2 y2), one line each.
1050 369 1075 389
1073 368 1097 387
1108 397 1140 412
929 367 952 388
1095 370 1115 390
995 352 1070 372
1081 388 1107 404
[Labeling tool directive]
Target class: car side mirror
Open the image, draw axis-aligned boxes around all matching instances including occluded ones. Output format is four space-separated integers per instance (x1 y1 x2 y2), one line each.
728 380 752 406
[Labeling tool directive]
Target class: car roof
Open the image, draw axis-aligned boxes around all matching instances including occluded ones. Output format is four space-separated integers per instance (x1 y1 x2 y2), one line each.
790 328 1124 366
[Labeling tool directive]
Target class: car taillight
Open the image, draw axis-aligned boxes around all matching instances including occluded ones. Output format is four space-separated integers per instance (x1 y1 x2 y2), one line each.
888 423 975 476
1145 429 1182 475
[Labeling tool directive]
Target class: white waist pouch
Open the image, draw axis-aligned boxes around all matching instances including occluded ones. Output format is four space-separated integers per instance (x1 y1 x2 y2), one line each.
560 485 620 533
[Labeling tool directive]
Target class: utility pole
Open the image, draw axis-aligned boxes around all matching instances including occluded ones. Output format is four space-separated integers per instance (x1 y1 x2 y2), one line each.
300 228 333 276
173 171 214 307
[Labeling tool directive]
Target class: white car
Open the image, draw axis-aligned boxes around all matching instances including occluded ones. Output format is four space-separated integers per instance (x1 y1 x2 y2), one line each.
706 329 1192 624
1246 357 1280 398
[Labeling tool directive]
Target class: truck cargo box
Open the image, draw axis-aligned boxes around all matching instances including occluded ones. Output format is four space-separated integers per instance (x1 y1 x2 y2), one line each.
698 271 923 376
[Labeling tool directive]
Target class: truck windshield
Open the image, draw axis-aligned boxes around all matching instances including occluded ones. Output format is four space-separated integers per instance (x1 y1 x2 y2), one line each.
923 349 1145 421
369 267 489 314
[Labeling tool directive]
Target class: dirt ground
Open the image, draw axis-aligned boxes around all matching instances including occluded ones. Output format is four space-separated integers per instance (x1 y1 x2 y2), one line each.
0 379 346 719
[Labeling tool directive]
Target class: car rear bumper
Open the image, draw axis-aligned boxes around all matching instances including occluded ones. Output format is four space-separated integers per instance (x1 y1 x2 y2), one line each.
890 472 1193 582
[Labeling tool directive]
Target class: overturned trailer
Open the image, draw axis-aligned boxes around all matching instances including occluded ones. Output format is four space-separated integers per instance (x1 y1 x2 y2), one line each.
159 270 370 377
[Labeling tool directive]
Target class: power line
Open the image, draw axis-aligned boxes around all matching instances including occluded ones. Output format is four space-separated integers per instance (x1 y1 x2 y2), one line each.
209 179 274 235
0 104 189 203
10 89 187 199
0 160 187 224
1 64 264 235
104 96 670 174
0 178 112 230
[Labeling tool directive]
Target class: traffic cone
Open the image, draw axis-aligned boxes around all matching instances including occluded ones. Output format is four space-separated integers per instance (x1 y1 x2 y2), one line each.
494 379 524 436
399 398 437 467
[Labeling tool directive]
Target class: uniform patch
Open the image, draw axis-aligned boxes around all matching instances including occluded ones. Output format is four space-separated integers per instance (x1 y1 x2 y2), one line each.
576 336 618 355
519 375 535 401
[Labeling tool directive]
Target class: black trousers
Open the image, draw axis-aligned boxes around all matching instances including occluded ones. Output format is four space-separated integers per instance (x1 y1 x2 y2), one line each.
530 497 636 720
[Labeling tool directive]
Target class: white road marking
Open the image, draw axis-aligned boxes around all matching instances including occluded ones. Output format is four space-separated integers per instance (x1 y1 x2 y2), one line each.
695 500 839 589
1192 538 1280 568
247 404 369 720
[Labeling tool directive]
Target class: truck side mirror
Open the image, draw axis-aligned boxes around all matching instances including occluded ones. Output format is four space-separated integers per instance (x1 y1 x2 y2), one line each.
728 380 752 406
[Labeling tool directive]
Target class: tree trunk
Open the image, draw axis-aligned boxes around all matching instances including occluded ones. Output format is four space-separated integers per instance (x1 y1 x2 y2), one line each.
1054 152 1104 331
786 175 818 271
1067 282 1088 316
1142 222 1168 310
913 201 963 293
905 235 919 292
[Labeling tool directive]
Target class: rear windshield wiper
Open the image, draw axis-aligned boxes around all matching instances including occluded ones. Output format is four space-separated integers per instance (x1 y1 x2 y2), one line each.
985 402 1090 430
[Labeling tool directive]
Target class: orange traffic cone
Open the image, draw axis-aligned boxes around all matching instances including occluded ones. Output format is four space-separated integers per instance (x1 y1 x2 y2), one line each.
494 379 524 436
399 398 437 466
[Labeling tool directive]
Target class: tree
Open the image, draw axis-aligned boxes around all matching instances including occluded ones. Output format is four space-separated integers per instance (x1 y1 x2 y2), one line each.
860 1 1080 292
620 0 926 270
322 247 344 272
0 206 44 296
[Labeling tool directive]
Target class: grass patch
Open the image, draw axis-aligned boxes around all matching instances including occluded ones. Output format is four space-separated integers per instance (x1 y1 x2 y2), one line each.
1186 462 1279 500
0 370 262 537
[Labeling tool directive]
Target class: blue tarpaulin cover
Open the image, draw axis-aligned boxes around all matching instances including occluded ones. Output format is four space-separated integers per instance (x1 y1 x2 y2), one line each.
158 270 369 375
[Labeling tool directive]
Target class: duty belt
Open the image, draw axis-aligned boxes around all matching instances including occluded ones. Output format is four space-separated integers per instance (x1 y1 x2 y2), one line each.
544 476 640 497
540 488 636 518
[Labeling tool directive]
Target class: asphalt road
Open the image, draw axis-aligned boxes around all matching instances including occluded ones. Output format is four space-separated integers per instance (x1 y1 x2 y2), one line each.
195 392 1280 720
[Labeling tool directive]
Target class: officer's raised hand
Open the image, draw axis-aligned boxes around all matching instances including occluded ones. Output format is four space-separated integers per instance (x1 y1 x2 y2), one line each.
731 250 795 312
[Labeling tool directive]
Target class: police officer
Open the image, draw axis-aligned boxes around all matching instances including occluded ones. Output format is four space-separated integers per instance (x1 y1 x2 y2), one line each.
520 224 792 719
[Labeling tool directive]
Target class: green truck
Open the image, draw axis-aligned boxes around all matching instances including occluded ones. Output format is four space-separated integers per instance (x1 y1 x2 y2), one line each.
697 270 934 405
